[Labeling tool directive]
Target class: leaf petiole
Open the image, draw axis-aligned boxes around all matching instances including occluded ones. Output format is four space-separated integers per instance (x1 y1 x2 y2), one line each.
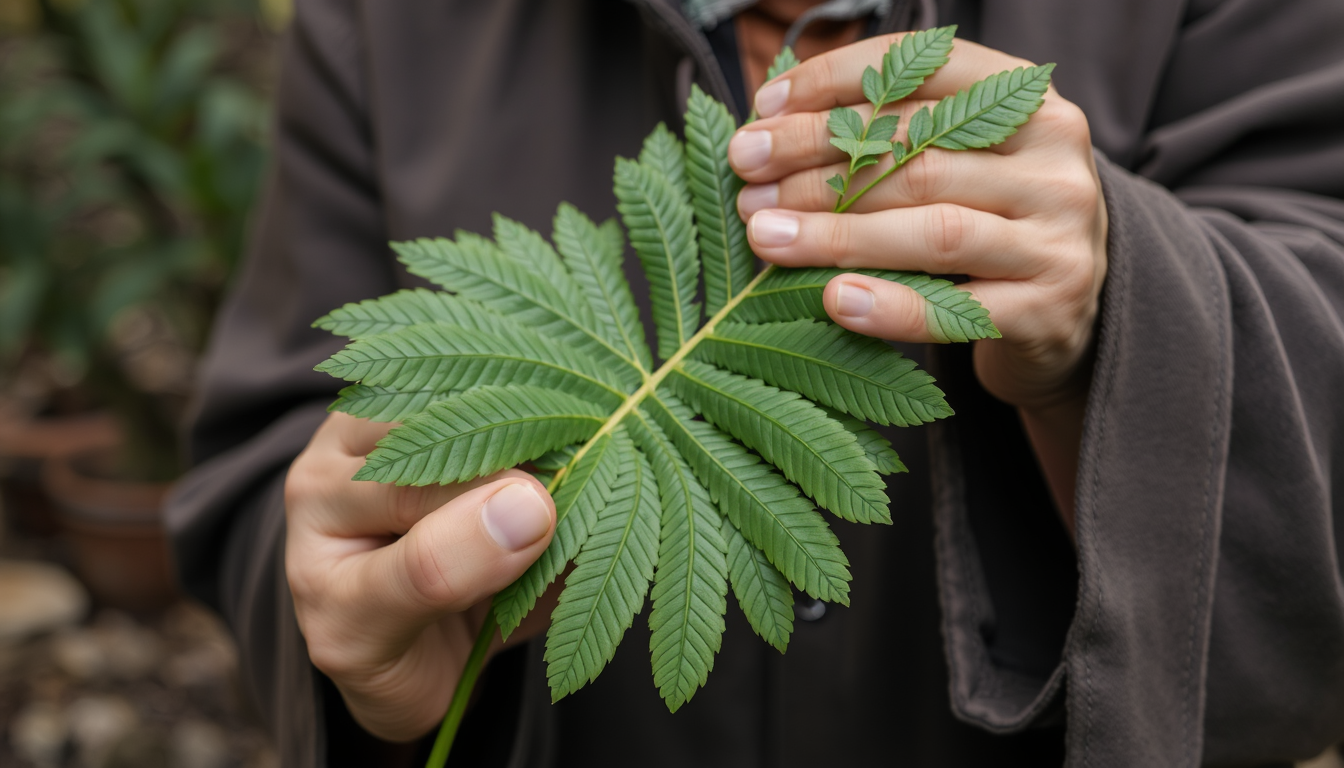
426 610 499 768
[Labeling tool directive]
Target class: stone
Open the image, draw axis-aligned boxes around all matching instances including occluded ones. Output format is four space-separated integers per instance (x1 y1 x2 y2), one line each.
96 611 160 681
10 700 67 767
169 720 229 768
53 630 106 681
52 611 162 683
66 694 138 768
162 642 237 689
0 559 88 643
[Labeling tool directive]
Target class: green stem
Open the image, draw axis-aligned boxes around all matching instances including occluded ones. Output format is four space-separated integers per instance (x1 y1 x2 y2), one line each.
426 610 498 768
835 139 932 214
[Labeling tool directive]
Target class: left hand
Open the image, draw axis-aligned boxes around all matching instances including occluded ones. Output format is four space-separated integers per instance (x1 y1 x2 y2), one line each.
729 35 1108 413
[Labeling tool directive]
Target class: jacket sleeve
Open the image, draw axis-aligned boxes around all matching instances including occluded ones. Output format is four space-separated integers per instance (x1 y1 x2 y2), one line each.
164 0 398 764
930 0 1344 765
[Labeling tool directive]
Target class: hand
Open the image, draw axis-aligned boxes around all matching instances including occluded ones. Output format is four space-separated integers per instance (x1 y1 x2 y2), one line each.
729 35 1108 414
284 412 557 741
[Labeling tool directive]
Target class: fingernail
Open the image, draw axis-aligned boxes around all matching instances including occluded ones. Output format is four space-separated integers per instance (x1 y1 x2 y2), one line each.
755 79 790 118
728 130 772 172
736 183 778 217
750 210 799 247
835 283 875 317
482 484 550 551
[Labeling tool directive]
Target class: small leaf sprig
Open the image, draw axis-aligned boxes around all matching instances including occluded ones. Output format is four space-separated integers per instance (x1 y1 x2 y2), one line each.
822 26 1054 212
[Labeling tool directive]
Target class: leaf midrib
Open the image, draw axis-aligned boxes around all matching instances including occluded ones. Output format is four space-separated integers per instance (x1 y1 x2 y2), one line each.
645 178 690 352
369 411 606 469
333 349 627 403
636 410 706 692
705 332 931 398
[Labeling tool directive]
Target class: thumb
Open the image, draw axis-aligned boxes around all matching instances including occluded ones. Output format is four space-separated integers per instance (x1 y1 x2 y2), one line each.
358 472 556 621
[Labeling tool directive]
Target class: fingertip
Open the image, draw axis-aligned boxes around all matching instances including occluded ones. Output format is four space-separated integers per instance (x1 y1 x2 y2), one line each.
481 482 553 552
824 275 928 343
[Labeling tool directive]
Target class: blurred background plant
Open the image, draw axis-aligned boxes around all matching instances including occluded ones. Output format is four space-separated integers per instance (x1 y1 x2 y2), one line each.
0 2 290 762
0 0 281 480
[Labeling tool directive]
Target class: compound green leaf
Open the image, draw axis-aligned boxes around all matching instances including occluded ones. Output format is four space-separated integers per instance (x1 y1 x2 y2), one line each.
546 429 660 701
313 288 487 340
627 409 728 712
696 319 952 426
765 47 800 81
867 114 901 143
643 393 851 604
614 157 701 360
393 236 643 383
880 25 956 104
927 64 1054 150
355 386 608 486
552 203 653 371
329 384 446 422
669 360 889 525
639 122 689 199
685 85 754 316
493 213 576 296
828 107 864 141
822 407 907 475
314 323 626 409
495 432 621 639
724 518 793 652
907 106 932 148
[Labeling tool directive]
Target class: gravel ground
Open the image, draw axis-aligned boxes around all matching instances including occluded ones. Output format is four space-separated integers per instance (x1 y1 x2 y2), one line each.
0 498 276 768
0 600 277 768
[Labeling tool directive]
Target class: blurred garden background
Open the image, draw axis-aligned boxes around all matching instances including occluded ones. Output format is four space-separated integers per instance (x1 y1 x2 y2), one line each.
0 0 289 764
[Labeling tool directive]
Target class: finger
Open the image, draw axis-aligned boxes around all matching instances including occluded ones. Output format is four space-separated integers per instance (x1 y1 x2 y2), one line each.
347 472 556 622
295 413 492 537
745 205 1045 278
324 411 397 457
738 147 1038 219
755 36 1033 119
731 100 931 184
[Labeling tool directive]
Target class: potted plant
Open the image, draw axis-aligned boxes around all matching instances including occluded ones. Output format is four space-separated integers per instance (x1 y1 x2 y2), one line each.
0 0 272 610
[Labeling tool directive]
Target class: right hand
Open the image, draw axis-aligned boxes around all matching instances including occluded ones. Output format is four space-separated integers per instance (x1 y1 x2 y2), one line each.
284 412 557 742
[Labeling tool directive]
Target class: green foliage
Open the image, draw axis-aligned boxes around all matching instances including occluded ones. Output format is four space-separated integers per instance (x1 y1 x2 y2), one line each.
826 27 1052 213
0 0 272 478
315 41 1048 747
766 46 801 81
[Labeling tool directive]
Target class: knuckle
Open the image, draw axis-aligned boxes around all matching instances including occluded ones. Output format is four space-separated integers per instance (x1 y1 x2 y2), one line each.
896 285 928 337
404 527 468 610
306 634 359 680
925 204 970 268
387 486 428 533
1051 170 1098 214
1037 98 1091 143
821 217 854 265
283 457 321 515
898 151 948 205
793 113 829 158
815 56 845 105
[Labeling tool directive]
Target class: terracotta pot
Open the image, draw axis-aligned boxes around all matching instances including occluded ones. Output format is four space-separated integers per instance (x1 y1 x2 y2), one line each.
41 448 177 613
0 408 120 537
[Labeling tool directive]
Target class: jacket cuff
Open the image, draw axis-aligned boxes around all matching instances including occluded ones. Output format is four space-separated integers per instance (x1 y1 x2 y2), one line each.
927 345 1075 732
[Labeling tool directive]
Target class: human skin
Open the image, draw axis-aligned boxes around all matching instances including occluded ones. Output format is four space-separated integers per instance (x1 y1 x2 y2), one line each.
729 35 1109 533
284 413 559 741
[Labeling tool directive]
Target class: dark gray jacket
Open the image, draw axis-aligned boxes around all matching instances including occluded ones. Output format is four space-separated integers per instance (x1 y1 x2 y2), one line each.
165 0 1344 765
